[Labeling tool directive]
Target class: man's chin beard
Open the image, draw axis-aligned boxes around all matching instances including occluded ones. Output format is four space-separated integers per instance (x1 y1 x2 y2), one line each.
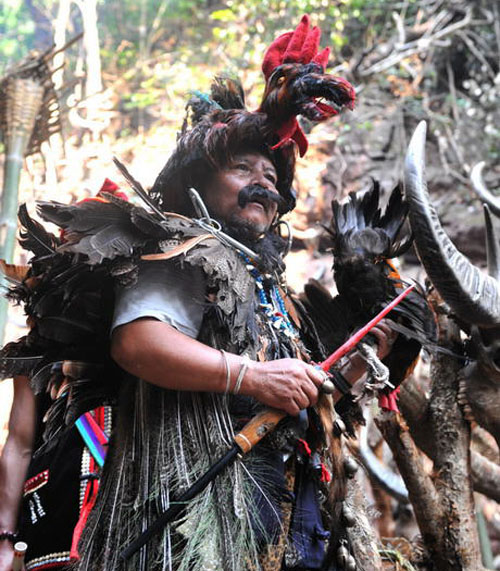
220 213 287 275
229 214 268 239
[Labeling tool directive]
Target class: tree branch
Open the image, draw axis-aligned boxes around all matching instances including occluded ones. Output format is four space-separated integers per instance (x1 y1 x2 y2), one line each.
399 377 500 503
425 293 483 570
375 411 444 555
359 7 473 76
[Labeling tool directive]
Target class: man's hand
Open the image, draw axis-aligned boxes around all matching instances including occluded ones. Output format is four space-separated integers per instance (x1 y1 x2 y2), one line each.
242 358 325 416
371 320 398 359
341 319 398 382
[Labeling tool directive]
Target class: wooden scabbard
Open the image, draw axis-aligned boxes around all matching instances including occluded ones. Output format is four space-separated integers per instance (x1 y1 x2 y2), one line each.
233 408 287 454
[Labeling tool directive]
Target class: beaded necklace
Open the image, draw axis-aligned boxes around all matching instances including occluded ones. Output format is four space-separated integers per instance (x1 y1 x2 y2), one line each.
241 253 298 339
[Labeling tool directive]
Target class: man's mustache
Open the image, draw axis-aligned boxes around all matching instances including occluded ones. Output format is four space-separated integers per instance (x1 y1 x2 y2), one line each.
237 185 285 212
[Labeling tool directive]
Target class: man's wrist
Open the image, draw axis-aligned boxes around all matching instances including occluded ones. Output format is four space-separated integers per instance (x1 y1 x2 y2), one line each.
221 352 256 396
237 358 258 398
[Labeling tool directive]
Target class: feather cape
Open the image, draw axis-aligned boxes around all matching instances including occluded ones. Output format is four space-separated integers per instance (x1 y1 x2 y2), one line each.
1 196 332 570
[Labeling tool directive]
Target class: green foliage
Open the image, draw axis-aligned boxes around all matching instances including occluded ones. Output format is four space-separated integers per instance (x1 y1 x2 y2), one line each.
0 0 35 73
203 0 419 60
122 76 164 110
1 0 402 78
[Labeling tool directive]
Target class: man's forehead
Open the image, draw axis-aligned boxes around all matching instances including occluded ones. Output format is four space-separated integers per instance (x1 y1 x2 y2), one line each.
231 151 276 171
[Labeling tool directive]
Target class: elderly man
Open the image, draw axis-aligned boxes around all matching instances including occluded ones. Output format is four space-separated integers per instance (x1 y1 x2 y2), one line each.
74 58 394 568
113 149 338 416
76 147 395 571
0 16 396 571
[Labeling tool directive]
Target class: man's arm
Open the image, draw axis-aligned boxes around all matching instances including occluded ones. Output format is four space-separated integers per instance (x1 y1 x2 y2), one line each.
0 376 36 571
112 317 326 416
111 318 396 416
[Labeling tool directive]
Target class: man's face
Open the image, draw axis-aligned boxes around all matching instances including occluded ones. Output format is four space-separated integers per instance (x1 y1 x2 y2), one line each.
201 151 280 234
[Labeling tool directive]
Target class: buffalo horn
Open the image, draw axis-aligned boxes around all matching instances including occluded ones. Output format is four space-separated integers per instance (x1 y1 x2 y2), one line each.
404 121 500 327
470 162 500 218
484 205 500 282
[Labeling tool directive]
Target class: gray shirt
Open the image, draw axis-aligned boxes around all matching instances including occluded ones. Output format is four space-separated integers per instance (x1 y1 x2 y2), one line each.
112 261 206 338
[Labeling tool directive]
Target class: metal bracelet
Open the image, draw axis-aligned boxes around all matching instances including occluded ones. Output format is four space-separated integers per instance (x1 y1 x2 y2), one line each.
233 355 250 395
220 349 231 395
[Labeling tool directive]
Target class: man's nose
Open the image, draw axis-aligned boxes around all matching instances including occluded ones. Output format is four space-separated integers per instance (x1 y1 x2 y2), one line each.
252 171 277 192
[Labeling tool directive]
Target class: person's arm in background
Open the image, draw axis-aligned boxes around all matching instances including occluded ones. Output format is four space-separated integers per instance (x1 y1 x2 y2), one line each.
0 376 36 571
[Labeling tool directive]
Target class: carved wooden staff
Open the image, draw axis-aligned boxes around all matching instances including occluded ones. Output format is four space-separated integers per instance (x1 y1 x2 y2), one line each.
121 285 415 560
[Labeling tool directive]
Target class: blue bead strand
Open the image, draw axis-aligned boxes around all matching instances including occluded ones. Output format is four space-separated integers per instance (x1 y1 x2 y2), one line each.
240 254 297 338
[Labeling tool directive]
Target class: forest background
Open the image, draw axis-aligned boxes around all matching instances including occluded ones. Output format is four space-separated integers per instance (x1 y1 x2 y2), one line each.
0 0 499 567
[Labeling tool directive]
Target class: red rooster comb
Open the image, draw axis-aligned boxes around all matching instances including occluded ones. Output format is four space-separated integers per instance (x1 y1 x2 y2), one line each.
262 14 330 79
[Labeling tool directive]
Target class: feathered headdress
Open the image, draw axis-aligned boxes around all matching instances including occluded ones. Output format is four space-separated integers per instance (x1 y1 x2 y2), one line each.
150 15 355 215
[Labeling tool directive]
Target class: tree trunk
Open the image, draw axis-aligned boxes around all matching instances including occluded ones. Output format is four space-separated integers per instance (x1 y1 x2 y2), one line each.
376 411 445 559
80 0 102 98
53 0 72 90
376 293 486 570
399 378 500 503
74 0 103 139
345 473 383 571
427 304 484 570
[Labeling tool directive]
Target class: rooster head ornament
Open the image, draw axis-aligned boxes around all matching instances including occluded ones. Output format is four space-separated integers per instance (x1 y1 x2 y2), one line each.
259 14 355 157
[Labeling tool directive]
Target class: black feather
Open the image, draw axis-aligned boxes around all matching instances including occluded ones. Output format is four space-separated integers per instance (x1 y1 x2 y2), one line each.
101 192 168 238
0 339 44 379
30 361 58 395
211 76 246 110
112 157 166 220
37 200 151 264
37 200 123 232
18 203 60 256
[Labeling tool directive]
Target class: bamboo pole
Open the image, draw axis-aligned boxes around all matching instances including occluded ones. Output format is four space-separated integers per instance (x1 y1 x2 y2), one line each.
0 77 44 342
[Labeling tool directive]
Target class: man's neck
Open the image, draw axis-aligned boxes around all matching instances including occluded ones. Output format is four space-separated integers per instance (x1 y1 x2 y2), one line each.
221 217 287 276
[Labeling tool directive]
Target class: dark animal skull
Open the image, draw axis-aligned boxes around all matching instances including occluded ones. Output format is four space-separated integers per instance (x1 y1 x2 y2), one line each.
404 121 500 448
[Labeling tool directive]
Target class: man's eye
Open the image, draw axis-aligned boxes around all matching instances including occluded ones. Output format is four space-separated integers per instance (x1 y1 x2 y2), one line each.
266 174 277 184
235 163 249 171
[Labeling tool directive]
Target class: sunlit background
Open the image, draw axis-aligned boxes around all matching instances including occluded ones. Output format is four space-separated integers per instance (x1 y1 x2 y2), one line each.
0 1 499 561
